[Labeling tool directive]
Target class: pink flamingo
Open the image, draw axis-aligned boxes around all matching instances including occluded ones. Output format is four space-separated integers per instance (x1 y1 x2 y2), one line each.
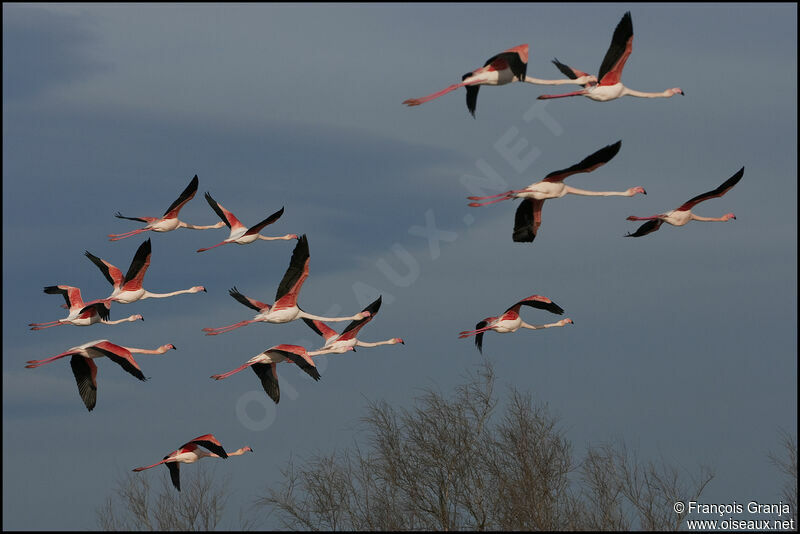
538 12 683 102
108 175 224 241
210 344 346 404
626 167 743 237
302 296 404 354
196 193 297 252
132 434 253 491
202 235 370 336
25 339 175 411
402 44 596 117
458 295 573 353
29 285 143 330
467 141 646 242
85 238 206 304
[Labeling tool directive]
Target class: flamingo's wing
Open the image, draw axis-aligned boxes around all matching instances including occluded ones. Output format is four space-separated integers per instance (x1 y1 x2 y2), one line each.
302 318 339 341
204 192 245 231
243 207 285 237
274 235 310 309
597 11 633 86
165 461 181 491
251 362 280 404
121 238 152 290
625 219 663 238
92 342 146 381
70 355 98 411
474 320 489 354
543 141 622 183
85 251 124 288
509 295 565 315
513 199 544 243
79 301 111 321
551 58 594 87
115 213 153 223
338 296 382 341
677 167 744 212
483 45 528 80
270 347 321 381
229 287 270 312
163 175 199 219
463 74 480 118
185 434 228 459
44 285 82 309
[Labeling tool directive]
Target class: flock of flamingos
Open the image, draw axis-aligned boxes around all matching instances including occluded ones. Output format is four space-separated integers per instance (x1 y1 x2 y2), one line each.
26 12 743 491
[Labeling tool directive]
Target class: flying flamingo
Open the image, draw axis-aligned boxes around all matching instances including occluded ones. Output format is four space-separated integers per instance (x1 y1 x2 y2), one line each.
85 238 206 304
458 295 573 353
202 235 370 336
29 286 143 330
402 44 597 117
108 175 225 241
25 339 175 411
132 434 253 491
211 344 346 404
467 141 646 242
626 167 743 237
302 296 404 353
196 193 297 252
537 12 684 102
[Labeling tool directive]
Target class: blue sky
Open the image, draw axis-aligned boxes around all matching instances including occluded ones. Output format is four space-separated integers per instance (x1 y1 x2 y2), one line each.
3 3 796 529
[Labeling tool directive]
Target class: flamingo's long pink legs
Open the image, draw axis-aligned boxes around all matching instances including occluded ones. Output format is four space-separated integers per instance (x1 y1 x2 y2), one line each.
25 351 74 367
25 352 75 369
30 322 65 331
197 241 228 253
626 215 663 221
403 82 471 107
108 228 151 241
132 459 170 472
202 320 255 336
536 89 588 100
458 325 496 338
468 196 514 207
28 319 61 326
467 190 520 200
210 364 251 380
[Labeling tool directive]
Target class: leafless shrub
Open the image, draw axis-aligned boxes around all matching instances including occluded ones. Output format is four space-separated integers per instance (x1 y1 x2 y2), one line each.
768 428 797 525
258 361 714 530
96 463 254 531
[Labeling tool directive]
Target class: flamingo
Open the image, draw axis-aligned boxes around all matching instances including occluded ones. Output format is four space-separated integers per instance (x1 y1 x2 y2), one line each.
85 238 206 304
202 235 371 336
467 140 646 242
537 12 684 102
402 44 597 117
132 434 253 491
25 339 175 411
108 175 225 241
302 296 404 353
29 286 143 330
211 344 346 404
626 167 743 237
196 193 297 252
458 295 573 353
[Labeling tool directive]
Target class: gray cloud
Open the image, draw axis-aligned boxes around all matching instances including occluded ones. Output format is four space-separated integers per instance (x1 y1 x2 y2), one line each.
3 5 110 101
